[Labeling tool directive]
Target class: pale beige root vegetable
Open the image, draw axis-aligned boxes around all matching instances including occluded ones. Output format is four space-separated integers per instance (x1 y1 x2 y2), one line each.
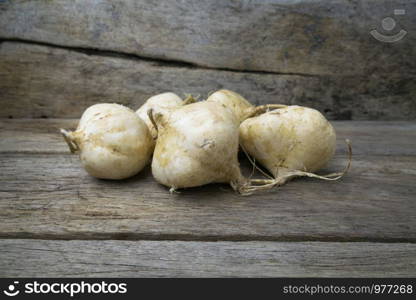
60 103 153 180
206 89 287 123
150 101 251 193
239 105 351 192
136 92 195 139
206 90 254 123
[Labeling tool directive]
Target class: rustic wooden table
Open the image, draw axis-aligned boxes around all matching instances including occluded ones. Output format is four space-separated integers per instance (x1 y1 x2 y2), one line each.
0 119 415 277
1 0 415 278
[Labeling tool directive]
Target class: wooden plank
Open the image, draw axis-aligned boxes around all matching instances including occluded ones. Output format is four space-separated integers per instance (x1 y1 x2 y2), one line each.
0 119 76 154
0 152 415 241
0 0 415 76
1 119 416 156
1 42 415 120
1 239 415 277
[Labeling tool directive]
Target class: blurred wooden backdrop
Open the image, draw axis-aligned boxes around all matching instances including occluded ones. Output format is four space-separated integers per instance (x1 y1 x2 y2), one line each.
0 0 415 120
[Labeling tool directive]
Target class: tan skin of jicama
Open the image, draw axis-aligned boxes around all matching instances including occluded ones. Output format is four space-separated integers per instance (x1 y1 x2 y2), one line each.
240 106 351 192
207 90 351 192
60 90 350 194
149 101 257 194
60 103 154 180
206 89 287 123
136 92 195 140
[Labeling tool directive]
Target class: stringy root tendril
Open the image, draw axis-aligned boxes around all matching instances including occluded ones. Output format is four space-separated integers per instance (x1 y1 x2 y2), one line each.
242 139 352 193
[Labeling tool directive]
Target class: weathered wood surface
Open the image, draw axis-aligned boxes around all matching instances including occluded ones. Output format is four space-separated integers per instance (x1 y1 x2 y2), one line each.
0 119 415 241
1 153 415 241
1 119 416 156
0 0 415 76
1 239 415 277
1 42 415 120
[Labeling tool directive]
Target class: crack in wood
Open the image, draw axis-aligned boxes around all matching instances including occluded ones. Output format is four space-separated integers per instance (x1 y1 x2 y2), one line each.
0 37 319 77
1 234 416 244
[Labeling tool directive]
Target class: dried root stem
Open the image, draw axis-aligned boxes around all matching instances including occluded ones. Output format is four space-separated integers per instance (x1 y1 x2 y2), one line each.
60 129 79 153
245 104 288 119
182 94 198 105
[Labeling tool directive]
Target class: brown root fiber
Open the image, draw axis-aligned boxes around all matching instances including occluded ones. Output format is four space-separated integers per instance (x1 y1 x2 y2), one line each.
60 128 79 153
244 104 288 119
242 139 352 194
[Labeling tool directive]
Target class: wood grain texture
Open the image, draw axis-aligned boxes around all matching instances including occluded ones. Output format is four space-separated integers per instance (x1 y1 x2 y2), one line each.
1 153 415 241
0 119 415 241
1 239 415 277
1 120 415 277
0 0 415 76
1 42 415 120
1 0 415 276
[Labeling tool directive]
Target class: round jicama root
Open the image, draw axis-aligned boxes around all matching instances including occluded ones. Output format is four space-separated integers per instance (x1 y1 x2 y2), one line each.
206 90 254 123
60 103 153 180
136 92 195 139
239 105 351 192
150 101 251 193
206 89 287 123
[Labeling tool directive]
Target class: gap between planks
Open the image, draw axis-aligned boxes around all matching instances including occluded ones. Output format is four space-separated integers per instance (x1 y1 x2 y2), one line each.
1 235 416 244
0 38 318 77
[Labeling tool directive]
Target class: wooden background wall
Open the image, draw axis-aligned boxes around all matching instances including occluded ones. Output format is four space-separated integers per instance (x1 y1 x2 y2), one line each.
1 0 415 120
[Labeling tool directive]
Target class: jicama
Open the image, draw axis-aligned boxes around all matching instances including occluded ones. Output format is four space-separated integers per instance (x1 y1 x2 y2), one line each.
136 92 194 139
206 89 286 123
150 101 251 193
60 103 153 180
239 105 351 192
